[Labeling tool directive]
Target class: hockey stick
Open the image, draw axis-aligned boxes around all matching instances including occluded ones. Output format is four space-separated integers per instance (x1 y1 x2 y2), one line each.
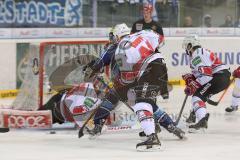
96 77 134 112
175 94 188 125
77 84 103 138
207 78 235 106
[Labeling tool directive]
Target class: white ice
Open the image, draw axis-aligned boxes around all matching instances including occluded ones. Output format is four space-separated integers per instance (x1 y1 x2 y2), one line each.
0 86 240 160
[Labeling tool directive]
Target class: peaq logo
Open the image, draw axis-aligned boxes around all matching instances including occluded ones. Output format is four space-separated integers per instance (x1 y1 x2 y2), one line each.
2 111 52 128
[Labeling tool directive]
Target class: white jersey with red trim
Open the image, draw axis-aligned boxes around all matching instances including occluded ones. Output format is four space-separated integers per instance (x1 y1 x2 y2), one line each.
190 48 229 85
114 30 164 84
60 83 101 124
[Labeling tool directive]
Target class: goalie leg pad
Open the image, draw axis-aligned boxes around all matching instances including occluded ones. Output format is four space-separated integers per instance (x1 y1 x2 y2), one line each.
133 102 155 136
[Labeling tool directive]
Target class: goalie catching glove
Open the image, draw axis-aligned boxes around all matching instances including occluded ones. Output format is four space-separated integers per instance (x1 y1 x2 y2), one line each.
83 59 99 82
182 74 201 95
84 67 95 82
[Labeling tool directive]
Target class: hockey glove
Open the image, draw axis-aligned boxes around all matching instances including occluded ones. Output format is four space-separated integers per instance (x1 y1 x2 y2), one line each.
233 66 240 78
82 59 97 72
182 73 196 85
184 80 201 96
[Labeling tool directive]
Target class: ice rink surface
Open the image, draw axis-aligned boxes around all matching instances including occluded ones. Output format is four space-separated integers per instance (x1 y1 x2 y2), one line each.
1 86 240 160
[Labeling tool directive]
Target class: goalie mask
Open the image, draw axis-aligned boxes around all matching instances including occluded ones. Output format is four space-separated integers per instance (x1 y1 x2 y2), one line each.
182 34 201 55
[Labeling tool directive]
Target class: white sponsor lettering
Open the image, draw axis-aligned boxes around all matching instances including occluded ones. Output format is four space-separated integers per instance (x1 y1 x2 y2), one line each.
8 115 47 128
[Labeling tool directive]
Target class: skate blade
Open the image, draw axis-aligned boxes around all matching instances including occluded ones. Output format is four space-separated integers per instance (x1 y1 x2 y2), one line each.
178 134 188 140
88 133 101 140
136 144 162 152
188 128 207 133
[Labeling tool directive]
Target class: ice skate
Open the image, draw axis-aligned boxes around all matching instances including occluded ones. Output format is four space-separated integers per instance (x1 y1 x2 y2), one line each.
139 123 161 137
86 124 103 139
186 111 196 124
167 124 186 139
188 113 209 133
225 106 238 112
136 133 161 151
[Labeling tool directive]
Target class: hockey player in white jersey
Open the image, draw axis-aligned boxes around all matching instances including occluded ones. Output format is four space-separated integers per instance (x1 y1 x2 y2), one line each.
225 66 240 112
84 23 185 151
182 35 231 130
39 82 103 126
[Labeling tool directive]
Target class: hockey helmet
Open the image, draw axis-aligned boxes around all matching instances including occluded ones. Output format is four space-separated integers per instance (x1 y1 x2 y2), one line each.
109 27 117 44
182 34 201 54
113 23 130 39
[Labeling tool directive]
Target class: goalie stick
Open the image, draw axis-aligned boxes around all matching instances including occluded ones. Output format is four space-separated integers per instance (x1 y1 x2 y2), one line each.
207 78 235 106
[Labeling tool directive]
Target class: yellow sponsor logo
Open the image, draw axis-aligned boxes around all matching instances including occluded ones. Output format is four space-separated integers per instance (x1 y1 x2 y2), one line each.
0 90 19 98
168 80 185 86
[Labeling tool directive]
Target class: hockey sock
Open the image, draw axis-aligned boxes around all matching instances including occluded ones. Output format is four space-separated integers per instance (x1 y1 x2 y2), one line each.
93 99 114 125
195 107 207 122
154 108 174 129
140 118 155 135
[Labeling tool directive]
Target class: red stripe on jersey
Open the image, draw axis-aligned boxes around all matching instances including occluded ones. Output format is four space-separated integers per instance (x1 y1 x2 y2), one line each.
210 52 215 62
120 71 138 81
210 52 222 65
73 105 89 115
63 104 74 122
159 35 164 44
131 36 143 48
199 66 212 76
145 39 154 51
139 46 152 59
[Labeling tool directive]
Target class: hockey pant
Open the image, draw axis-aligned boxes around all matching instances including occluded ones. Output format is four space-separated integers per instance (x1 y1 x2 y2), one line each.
192 69 231 121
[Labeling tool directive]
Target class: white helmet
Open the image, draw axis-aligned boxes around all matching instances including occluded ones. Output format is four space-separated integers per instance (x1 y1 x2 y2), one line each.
114 23 130 38
182 34 201 52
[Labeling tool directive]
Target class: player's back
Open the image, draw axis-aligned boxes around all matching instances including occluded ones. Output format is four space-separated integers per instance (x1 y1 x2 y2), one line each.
129 30 160 50
115 30 160 65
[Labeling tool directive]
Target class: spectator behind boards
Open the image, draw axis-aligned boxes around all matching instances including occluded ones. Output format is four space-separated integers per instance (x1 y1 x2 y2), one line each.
131 3 169 100
131 3 164 39
202 14 212 27
219 15 234 27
